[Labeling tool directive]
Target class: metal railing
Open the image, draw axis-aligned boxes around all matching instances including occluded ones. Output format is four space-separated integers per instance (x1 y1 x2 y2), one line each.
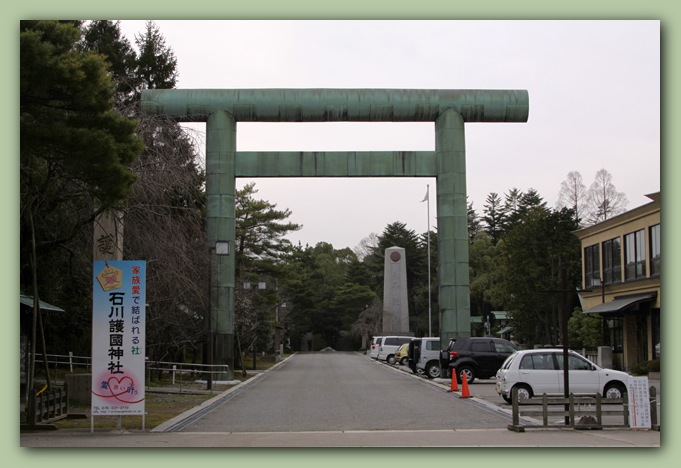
32 352 92 372
30 354 231 390
145 360 231 390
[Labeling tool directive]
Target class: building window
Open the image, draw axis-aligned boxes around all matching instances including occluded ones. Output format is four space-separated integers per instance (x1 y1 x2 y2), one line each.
650 224 660 276
584 244 600 287
602 237 622 284
606 317 623 353
624 229 646 280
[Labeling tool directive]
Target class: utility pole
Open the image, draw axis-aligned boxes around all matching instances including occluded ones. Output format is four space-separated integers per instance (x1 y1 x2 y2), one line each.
559 266 570 425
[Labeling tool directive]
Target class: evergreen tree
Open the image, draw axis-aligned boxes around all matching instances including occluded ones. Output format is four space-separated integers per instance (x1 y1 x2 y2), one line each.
281 243 360 350
135 21 178 91
20 20 143 352
500 188 523 230
21 20 142 213
568 307 602 349
468 231 501 327
235 182 302 277
482 192 505 244
80 20 140 110
496 207 581 346
467 199 482 239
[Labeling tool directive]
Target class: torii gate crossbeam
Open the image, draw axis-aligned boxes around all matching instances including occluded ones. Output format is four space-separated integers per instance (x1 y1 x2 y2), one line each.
141 89 529 379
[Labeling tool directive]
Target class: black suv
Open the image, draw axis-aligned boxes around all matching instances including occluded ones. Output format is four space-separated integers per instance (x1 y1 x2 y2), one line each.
440 337 517 384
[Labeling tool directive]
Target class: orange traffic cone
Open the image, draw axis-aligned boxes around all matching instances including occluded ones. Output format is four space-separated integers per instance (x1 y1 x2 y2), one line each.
448 368 458 392
460 372 471 398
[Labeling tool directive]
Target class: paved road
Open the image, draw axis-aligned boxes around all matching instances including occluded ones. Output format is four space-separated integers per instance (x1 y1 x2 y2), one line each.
176 352 513 433
19 352 661 447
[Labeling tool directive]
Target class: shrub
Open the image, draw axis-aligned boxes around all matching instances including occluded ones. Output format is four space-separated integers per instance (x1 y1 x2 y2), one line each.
631 358 660 375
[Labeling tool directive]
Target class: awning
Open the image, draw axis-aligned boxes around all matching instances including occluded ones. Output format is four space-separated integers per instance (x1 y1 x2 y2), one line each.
497 326 512 335
491 311 508 320
20 294 65 312
583 292 657 315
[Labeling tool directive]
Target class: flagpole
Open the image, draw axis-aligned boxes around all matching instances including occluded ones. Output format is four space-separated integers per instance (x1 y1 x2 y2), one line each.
425 185 432 337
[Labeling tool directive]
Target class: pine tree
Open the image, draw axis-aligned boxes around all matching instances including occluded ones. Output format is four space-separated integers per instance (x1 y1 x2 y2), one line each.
235 182 302 276
20 20 144 353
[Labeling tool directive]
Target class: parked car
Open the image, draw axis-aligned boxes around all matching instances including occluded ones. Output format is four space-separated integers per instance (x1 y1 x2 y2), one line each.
495 348 630 403
369 336 383 359
376 336 413 364
407 337 441 379
395 343 410 366
442 337 518 384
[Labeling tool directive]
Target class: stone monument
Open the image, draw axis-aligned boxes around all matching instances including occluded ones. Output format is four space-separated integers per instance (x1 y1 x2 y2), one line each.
383 246 410 335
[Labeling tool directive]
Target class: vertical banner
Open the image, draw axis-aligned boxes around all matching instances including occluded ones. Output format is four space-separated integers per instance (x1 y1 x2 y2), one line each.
91 260 146 416
628 376 651 429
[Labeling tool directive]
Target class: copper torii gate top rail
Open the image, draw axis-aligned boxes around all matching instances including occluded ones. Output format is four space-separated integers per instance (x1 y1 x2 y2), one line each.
141 88 529 123
139 87 529 381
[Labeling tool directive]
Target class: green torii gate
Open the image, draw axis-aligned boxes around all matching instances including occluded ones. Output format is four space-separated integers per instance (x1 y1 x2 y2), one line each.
141 89 529 379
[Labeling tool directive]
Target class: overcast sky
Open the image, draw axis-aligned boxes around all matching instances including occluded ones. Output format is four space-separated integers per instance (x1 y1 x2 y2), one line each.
118 20 660 251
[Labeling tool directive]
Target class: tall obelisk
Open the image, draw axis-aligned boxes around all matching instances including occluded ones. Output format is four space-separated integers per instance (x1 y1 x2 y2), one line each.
382 246 410 335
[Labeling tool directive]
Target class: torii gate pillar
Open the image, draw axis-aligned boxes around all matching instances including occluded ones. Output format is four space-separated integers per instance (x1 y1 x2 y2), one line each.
436 109 469 346
205 111 236 381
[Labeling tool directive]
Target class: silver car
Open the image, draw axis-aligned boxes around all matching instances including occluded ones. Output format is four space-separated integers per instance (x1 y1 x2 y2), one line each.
495 348 630 403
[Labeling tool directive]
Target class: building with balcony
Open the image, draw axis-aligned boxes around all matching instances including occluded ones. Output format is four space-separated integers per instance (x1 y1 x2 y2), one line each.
574 192 660 371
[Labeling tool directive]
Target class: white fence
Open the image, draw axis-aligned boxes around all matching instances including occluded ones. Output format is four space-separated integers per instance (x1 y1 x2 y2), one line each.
31 353 230 387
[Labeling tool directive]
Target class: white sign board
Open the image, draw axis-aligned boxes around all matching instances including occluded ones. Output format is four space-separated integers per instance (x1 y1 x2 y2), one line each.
627 376 651 429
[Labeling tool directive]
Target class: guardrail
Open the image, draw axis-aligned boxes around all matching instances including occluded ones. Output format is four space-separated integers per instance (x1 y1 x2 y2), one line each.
508 387 659 432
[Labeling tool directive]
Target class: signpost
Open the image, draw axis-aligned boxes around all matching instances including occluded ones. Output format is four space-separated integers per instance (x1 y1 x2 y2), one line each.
628 376 651 429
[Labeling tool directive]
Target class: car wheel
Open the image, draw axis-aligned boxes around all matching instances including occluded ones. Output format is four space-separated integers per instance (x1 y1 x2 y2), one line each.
457 366 476 384
604 382 627 399
513 384 533 401
400 356 408 366
386 354 396 365
426 361 441 379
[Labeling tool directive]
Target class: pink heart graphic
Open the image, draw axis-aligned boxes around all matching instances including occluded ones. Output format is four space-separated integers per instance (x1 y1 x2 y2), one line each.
93 375 144 404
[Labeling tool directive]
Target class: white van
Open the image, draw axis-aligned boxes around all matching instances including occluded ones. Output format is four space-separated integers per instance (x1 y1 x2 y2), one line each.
376 336 413 364
369 336 383 359
408 337 441 378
